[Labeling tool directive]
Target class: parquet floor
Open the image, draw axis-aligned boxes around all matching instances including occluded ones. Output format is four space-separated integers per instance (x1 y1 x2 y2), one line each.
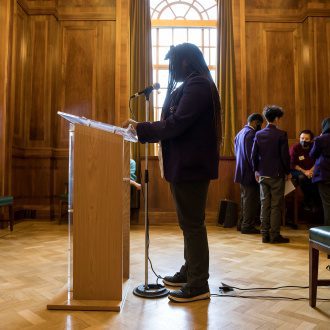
0 221 329 329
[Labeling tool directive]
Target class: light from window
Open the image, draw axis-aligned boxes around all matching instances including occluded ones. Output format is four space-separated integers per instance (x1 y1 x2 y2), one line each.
150 0 217 120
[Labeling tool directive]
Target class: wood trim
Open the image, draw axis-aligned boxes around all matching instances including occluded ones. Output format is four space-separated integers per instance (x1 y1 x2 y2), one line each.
16 0 116 21
115 0 130 126
245 9 330 23
152 19 217 27
12 146 68 158
239 0 247 125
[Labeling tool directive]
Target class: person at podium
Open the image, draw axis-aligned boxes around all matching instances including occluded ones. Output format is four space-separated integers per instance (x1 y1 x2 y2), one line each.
123 43 221 303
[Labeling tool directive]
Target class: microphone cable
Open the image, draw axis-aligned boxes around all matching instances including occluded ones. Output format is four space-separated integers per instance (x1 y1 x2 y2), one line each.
139 177 164 286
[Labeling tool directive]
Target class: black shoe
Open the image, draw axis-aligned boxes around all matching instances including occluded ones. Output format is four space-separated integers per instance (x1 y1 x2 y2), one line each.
168 285 210 303
163 272 187 287
270 235 290 244
241 227 260 234
262 235 270 243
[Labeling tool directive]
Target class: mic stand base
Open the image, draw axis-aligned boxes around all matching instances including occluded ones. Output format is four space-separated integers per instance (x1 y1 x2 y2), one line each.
133 284 169 299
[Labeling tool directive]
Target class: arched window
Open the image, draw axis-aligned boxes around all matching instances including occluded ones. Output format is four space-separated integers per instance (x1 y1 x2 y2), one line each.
150 0 217 119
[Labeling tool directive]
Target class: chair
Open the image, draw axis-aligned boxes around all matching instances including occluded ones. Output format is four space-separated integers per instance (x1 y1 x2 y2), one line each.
58 184 68 224
0 196 14 231
282 188 299 227
309 226 330 307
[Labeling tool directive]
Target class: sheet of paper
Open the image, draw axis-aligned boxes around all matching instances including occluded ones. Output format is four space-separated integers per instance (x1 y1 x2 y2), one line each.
285 179 295 196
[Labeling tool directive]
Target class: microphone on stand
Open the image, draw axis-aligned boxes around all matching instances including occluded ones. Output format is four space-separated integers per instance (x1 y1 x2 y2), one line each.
130 83 160 98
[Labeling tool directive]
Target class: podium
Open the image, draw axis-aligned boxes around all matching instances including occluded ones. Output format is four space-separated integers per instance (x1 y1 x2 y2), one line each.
47 112 137 311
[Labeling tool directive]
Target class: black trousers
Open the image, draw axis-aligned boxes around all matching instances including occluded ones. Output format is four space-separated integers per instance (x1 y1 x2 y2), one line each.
318 181 330 226
170 180 210 289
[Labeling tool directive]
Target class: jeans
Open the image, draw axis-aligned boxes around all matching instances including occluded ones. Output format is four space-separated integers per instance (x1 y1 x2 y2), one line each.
259 177 285 239
239 184 260 231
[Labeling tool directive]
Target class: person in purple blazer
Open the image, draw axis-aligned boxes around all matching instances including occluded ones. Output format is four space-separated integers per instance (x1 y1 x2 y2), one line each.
124 43 221 303
251 105 291 243
234 113 264 234
310 117 330 225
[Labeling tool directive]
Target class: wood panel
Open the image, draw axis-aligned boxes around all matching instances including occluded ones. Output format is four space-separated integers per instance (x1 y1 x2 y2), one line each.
8 0 122 218
114 0 130 126
11 4 27 147
26 15 57 146
139 157 240 224
245 0 330 22
73 125 126 301
246 22 303 142
308 17 330 134
57 21 116 148
0 0 13 195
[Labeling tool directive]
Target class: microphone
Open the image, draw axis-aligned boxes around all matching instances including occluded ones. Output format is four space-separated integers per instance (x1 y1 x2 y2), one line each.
130 83 160 98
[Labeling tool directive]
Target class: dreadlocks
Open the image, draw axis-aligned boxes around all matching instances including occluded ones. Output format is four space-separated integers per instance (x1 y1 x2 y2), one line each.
164 43 222 150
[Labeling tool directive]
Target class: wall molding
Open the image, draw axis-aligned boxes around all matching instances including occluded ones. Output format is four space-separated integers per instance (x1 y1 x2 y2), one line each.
16 0 116 21
12 146 68 158
246 9 330 23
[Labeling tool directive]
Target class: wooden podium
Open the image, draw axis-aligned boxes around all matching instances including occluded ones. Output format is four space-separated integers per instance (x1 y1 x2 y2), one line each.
48 113 134 311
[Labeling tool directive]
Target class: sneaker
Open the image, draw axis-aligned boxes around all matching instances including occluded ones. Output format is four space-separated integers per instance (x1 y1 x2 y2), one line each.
168 285 210 303
270 235 290 244
163 272 187 287
262 235 270 243
241 227 260 234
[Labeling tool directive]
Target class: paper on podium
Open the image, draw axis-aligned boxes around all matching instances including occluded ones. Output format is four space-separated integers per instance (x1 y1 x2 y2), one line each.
58 111 138 142
284 179 295 196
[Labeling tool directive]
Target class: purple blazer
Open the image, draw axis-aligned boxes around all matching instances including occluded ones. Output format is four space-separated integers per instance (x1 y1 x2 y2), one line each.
234 125 257 185
136 74 219 183
251 124 290 178
309 133 330 183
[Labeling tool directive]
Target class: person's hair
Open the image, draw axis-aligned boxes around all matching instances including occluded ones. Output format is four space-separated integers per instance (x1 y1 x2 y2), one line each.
247 113 264 124
164 43 221 150
263 105 284 123
299 129 314 140
321 117 330 134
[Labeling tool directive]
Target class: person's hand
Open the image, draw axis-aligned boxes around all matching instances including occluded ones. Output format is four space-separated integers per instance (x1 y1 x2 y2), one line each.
305 169 313 178
130 180 141 190
255 172 260 183
286 173 292 181
122 119 138 129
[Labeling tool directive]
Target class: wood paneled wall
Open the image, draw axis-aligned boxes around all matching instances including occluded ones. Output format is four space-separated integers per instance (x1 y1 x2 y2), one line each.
242 0 330 141
7 0 129 218
3 0 330 222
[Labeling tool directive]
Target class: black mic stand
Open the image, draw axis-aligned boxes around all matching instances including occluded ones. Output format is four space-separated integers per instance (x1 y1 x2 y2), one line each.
133 90 169 299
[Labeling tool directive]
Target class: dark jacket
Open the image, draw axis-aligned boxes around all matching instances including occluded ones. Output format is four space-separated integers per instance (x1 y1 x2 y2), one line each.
309 133 330 183
234 125 257 185
136 74 219 183
251 124 290 178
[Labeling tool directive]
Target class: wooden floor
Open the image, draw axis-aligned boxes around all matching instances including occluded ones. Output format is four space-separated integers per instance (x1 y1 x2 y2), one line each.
0 221 329 329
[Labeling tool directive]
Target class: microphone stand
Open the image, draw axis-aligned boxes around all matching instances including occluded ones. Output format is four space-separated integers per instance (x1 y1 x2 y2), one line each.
133 91 169 299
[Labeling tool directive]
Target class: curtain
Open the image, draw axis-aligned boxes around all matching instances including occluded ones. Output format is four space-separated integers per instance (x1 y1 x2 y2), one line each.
130 0 154 161
217 0 238 157
130 0 153 207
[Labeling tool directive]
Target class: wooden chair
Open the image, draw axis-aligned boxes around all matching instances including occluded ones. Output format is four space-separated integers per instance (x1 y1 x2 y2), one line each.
0 196 14 231
309 226 330 307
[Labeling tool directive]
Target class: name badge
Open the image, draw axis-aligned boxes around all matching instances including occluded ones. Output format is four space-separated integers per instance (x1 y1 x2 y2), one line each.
299 156 305 161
